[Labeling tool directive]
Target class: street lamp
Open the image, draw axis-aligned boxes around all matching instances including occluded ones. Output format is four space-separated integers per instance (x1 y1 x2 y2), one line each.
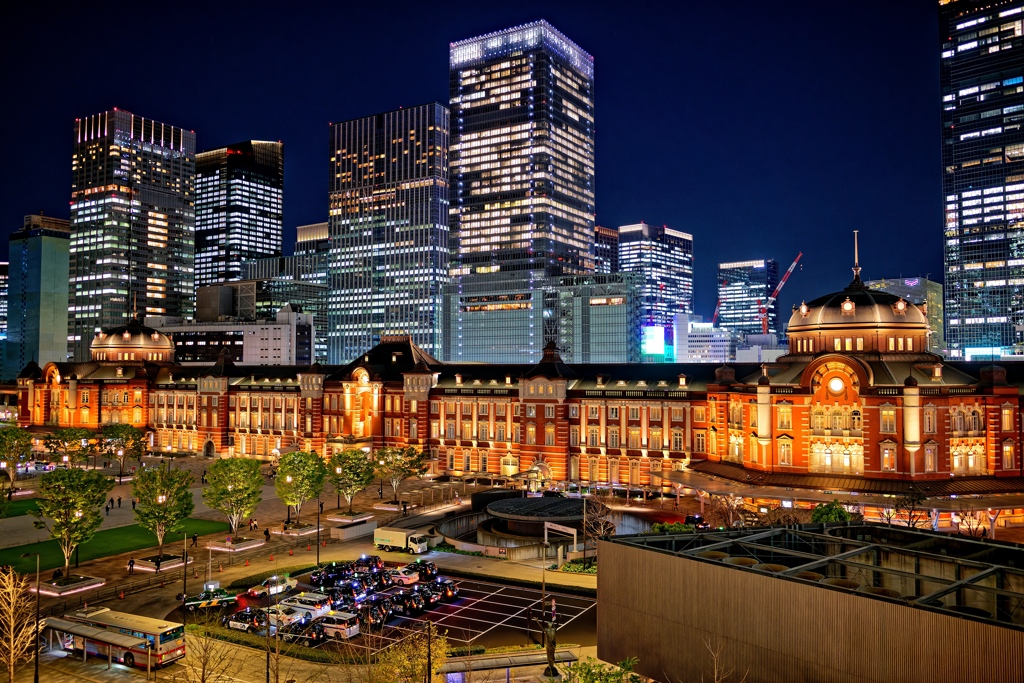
285 475 292 525
316 494 321 565
378 460 385 500
335 467 342 509
20 551 40 683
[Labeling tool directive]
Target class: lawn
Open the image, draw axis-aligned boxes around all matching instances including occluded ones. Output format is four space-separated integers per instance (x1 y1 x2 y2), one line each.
0 518 229 573
1 499 40 518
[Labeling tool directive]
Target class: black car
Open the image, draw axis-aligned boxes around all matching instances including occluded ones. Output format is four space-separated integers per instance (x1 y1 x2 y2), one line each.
352 571 390 592
414 583 442 606
348 578 374 600
280 620 326 647
358 601 388 627
406 560 438 580
310 561 354 587
222 607 269 633
367 594 395 618
391 588 425 616
433 578 460 601
324 587 358 610
685 514 711 530
353 554 384 571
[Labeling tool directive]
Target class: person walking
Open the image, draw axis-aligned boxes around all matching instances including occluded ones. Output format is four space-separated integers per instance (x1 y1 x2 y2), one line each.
117 496 122 508
154 557 162 573
248 518 253 531
109 497 114 508
190 533 198 547
105 505 110 516
263 528 270 543
319 501 324 514
131 498 136 510
252 518 259 530
127 558 135 575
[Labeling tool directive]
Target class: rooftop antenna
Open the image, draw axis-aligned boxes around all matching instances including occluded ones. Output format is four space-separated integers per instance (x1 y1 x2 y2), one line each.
852 230 862 284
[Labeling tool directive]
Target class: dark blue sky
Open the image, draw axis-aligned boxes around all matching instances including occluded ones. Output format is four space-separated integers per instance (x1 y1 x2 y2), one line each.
1 0 939 319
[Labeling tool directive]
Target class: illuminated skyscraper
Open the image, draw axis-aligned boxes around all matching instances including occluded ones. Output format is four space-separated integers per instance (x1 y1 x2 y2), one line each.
866 276 946 354
68 109 195 361
447 21 595 361
618 222 694 327
327 103 449 363
195 141 283 287
717 259 780 337
595 225 618 274
940 0 1024 358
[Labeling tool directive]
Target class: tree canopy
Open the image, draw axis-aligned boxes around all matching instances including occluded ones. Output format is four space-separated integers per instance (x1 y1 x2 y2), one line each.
811 500 852 523
374 446 426 502
0 565 36 683
32 468 113 574
101 424 147 481
202 458 263 533
275 451 325 524
0 427 32 491
42 427 96 467
327 449 375 513
131 464 195 556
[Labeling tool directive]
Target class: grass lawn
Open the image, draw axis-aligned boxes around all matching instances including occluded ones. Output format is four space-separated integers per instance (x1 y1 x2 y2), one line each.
1 499 40 518
0 518 229 573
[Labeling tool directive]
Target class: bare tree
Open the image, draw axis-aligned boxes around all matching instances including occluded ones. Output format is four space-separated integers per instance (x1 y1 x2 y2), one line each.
751 505 811 528
876 499 897 526
582 498 615 568
699 638 748 683
895 489 928 529
955 505 987 538
0 566 36 683
160 615 247 683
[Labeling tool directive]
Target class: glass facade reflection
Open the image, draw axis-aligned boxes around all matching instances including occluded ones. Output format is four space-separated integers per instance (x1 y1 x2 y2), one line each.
717 259 780 337
941 0 1024 358
68 109 195 361
618 222 694 327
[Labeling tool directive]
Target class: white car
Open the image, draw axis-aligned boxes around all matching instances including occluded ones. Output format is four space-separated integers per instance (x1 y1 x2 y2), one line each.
264 604 307 628
316 612 360 639
247 574 297 599
280 592 332 620
388 567 420 585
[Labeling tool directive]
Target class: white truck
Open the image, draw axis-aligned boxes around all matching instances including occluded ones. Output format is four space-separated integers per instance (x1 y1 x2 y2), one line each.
373 527 429 554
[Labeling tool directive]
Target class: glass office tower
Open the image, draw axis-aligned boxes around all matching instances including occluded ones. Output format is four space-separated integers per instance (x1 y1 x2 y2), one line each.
940 0 1024 358
195 141 283 287
618 222 695 326
447 21 595 362
717 259 780 336
68 109 195 360
327 103 449 363
595 225 618 274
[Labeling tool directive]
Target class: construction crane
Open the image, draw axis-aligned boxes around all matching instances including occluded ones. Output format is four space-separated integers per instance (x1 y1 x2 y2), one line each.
759 252 803 334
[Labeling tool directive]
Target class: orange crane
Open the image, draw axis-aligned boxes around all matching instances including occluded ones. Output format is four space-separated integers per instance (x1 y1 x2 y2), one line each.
759 252 803 334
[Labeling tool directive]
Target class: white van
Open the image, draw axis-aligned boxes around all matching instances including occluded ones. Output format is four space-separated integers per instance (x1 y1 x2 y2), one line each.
316 612 360 639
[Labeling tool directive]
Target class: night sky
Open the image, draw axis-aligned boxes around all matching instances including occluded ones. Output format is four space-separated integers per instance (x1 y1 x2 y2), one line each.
1 0 939 319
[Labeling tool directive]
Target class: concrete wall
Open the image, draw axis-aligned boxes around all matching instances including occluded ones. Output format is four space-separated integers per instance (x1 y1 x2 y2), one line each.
598 540 1024 683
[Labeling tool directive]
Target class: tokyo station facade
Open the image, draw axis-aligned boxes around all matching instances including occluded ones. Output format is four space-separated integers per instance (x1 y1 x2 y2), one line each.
15 268 1024 496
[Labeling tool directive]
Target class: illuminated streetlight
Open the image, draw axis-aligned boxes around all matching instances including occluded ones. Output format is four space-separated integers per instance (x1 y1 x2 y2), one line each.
378 460 385 500
157 494 167 504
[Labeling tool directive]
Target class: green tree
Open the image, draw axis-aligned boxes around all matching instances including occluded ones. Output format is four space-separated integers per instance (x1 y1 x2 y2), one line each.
42 427 95 468
202 458 263 533
275 451 325 524
327 448 375 513
373 623 447 683
101 424 147 482
0 565 36 683
374 446 426 502
811 500 851 523
31 468 113 575
132 464 195 557
563 657 643 683
0 427 32 493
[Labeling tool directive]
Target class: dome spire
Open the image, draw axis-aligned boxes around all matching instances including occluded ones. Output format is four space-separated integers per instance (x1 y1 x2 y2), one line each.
849 230 865 289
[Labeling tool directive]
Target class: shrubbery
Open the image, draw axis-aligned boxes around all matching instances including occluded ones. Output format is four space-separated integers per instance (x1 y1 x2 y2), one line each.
225 565 318 589
646 522 695 534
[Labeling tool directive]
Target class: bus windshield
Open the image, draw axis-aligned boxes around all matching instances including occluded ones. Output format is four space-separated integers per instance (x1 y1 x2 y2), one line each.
160 626 185 644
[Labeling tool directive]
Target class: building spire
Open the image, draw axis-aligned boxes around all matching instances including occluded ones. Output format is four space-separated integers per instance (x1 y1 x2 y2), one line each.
850 230 864 287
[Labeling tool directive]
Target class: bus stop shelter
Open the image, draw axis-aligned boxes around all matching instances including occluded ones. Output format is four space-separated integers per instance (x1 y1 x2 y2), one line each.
42 616 152 675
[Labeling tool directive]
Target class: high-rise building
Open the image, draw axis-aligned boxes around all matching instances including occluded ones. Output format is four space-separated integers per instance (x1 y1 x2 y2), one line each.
940 0 1024 359
446 21 595 362
717 259 780 337
595 225 618 274
195 141 283 287
866 276 946 354
295 221 329 257
4 214 70 377
327 104 449 363
618 222 694 327
68 109 196 361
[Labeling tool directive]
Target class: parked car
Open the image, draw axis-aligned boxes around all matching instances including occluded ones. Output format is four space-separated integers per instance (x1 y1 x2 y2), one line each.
248 574 297 599
347 578 373 600
434 578 460 601
685 515 711 530
222 607 268 633
32 461 53 472
177 588 238 612
353 554 384 571
388 567 420 586
324 587 358 611
415 583 442 606
391 588 425 616
406 560 438 580
280 592 332 620
280 619 325 647
352 571 391 592
357 601 388 628
264 604 308 628
366 594 395 618
315 612 360 639
310 561 354 586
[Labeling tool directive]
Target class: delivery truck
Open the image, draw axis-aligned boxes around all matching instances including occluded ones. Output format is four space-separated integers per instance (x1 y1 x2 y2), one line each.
373 527 429 554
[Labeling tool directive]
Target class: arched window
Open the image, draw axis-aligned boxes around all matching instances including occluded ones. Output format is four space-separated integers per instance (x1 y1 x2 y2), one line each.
969 410 983 432
812 410 826 430
831 411 844 431
952 410 965 432
851 410 862 430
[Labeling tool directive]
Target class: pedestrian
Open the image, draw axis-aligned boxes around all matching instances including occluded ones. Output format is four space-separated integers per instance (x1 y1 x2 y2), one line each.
109 497 114 508
191 532 198 547
105 505 110 516
127 558 135 575
202 469 207 484
155 557 161 573
132 498 137 510
253 518 259 530
319 500 324 514
248 519 253 531
402 501 408 517
263 528 270 542
117 496 122 508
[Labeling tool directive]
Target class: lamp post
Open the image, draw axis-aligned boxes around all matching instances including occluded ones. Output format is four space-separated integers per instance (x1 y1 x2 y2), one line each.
285 475 292 525
1 461 7 499
74 510 82 567
316 494 321 565
335 467 342 509
20 551 40 683
378 460 385 500
182 530 188 618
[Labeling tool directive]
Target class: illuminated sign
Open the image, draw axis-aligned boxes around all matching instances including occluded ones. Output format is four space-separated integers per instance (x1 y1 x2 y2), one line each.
904 278 920 287
642 326 666 356
589 297 625 306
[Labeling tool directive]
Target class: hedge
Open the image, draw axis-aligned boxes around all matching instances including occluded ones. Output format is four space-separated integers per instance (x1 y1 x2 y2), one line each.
226 565 319 590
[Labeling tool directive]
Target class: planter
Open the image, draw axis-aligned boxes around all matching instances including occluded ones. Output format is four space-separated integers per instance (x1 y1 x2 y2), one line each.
34 575 105 596
271 524 322 537
208 536 266 552
326 513 375 524
372 503 402 511
135 554 193 572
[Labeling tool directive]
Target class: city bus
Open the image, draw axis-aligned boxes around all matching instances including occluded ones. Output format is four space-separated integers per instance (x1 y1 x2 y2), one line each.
63 606 185 668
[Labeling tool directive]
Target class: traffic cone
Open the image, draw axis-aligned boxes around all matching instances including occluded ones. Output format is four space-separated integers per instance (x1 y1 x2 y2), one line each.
193 567 198 579
269 554 274 562
245 558 249 567
322 539 327 547
306 542 311 551
289 548 293 556
119 591 125 600
218 563 223 572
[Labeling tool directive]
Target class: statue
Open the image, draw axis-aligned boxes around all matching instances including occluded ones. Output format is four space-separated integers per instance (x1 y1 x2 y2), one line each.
542 618 559 678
